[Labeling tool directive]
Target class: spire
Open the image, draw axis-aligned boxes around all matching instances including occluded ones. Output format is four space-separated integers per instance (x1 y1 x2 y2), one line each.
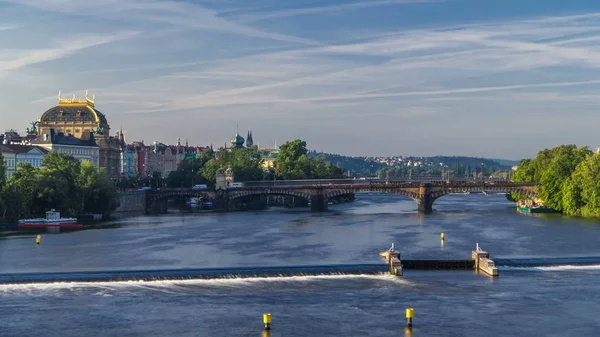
246 130 254 148
185 138 189 147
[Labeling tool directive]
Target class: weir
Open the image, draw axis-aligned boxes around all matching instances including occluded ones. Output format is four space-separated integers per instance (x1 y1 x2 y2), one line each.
379 243 499 277
1 253 596 285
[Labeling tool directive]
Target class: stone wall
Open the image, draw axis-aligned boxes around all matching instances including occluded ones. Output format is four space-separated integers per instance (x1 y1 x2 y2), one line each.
113 191 146 217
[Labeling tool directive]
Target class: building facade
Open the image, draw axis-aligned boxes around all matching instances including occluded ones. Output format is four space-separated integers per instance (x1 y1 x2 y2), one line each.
0 145 17 179
1 144 48 170
31 129 99 167
36 91 121 178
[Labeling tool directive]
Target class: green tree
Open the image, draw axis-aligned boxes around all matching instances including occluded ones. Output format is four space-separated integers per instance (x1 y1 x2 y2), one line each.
570 153 600 217
80 161 118 215
561 177 582 216
274 140 346 180
202 147 264 183
0 151 5 187
150 171 163 189
511 144 591 212
37 152 83 216
166 153 213 188
2 163 40 218
0 153 118 219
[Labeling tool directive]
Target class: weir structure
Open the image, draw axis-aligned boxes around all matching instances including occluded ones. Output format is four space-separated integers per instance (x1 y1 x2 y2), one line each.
137 180 538 215
379 243 499 277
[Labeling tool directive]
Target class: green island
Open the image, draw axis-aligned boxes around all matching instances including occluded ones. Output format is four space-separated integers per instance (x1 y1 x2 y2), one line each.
509 144 600 217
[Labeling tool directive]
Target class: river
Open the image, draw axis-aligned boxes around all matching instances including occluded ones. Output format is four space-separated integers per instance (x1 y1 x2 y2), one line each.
1 193 600 336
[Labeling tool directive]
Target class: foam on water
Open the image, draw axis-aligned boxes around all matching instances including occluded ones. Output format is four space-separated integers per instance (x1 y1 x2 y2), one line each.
0 273 412 296
499 264 600 272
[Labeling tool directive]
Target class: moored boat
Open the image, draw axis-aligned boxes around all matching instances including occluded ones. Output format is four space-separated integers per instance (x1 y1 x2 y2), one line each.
517 200 555 214
18 209 83 229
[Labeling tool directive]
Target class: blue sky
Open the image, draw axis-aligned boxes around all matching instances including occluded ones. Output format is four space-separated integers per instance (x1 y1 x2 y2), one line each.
2 0 600 159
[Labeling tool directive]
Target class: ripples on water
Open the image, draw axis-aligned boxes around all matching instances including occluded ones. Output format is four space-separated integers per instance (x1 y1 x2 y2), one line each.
1 194 600 336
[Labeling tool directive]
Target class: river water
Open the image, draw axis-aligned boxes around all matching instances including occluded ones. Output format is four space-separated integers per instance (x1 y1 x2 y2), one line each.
1 193 600 336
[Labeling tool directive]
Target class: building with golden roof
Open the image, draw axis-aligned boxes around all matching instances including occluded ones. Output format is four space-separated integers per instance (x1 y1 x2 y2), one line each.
36 91 122 178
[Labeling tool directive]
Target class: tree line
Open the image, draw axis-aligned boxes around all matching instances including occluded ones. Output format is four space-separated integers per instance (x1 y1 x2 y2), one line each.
510 144 600 217
0 152 118 220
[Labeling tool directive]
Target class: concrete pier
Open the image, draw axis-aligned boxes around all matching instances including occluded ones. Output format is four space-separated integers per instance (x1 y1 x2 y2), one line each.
379 244 403 276
472 244 499 277
379 243 498 277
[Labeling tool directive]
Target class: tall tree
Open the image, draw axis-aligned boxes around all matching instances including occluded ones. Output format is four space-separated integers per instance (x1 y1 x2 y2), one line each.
275 140 346 180
202 147 264 183
0 151 5 187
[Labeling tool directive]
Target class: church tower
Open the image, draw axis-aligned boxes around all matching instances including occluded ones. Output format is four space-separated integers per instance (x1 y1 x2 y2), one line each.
246 130 254 149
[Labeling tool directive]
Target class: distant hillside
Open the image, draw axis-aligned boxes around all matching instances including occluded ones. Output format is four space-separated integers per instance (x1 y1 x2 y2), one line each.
307 152 515 176
489 158 522 167
307 151 385 175
413 156 513 170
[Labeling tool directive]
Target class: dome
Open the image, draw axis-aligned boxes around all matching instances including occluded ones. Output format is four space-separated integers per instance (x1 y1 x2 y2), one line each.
230 133 244 147
39 105 108 125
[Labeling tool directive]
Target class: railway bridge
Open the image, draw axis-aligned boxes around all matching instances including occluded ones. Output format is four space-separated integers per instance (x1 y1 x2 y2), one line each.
143 180 538 214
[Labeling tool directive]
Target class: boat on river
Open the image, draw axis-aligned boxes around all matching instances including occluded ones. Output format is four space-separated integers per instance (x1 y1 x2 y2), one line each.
18 209 83 229
517 200 555 214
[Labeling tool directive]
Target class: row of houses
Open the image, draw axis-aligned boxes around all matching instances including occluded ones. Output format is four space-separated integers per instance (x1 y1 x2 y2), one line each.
0 129 213 180
0 143 49 179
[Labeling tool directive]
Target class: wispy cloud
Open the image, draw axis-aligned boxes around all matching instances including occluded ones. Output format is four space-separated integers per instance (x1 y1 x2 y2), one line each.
0 25 18 31
0 31 139 75
233 0 445 22
87 11 600 119
4 1 600 157
8 0 320 45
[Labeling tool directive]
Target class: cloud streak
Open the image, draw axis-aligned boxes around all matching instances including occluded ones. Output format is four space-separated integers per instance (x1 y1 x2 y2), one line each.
234 0 445 22
4 2 600 157
0 31 139 75
8 0 320 45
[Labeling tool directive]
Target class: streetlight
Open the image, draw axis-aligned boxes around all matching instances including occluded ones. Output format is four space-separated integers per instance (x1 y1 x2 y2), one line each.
481 161 485 183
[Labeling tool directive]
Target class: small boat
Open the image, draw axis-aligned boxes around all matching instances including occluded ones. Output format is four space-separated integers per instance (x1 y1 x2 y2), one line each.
18 209 83 229
516 200 555 214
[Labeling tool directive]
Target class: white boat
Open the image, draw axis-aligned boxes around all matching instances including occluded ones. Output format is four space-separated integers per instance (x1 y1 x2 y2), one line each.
18 209 78 225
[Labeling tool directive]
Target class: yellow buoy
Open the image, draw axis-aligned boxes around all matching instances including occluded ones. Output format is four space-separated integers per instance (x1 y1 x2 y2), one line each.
406 308 414 327
263 313 271 330
35 235 41 245
440 232 445 240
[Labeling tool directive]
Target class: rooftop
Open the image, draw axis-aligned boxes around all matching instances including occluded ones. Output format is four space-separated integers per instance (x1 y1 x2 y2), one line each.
31 129 98 147
0 144 49 154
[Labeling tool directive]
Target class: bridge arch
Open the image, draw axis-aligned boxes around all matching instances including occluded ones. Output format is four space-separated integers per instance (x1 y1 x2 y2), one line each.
146 191 215 214
325 187 421 201
428 186 538 201
228 189 313 202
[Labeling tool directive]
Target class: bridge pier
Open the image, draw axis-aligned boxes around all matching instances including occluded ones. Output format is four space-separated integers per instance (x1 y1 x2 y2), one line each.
416 183 434 213
310 195 328 212
213 193 233 212
149 199 168 214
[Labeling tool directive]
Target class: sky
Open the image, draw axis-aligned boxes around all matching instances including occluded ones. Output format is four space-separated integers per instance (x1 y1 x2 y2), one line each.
2 0 600 160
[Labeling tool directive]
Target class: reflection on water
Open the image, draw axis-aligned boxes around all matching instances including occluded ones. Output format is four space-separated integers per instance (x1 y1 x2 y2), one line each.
1 194 600 336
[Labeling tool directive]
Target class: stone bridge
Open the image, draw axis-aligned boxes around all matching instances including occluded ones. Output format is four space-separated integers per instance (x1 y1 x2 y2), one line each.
142 181 538 214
